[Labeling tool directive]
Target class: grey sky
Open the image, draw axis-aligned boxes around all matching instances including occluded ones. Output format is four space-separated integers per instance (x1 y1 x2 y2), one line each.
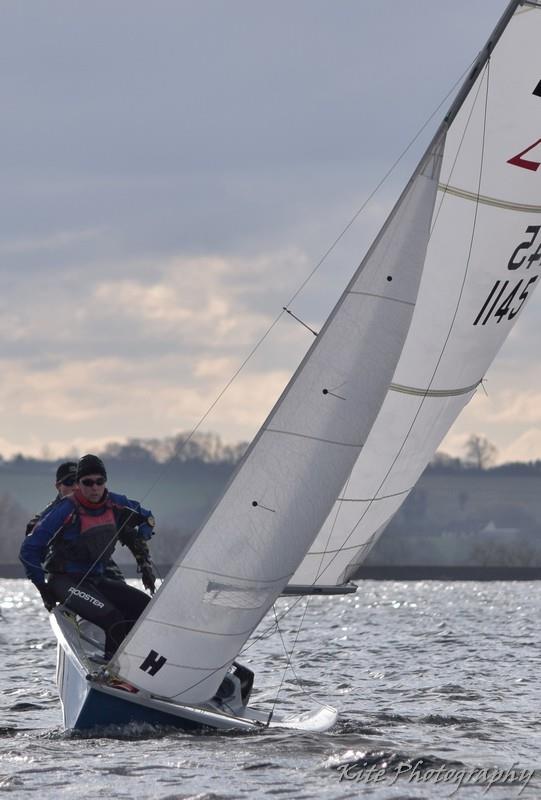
4 0 537 463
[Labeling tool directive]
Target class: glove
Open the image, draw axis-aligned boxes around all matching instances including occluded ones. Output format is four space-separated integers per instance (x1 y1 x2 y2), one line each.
138 561 156 595
138 521 155 541
37 583 57 612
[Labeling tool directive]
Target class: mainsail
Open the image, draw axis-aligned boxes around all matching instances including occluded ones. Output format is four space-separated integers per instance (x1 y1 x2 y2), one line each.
110 0 539 703
292 0 541 587
110 140 445 701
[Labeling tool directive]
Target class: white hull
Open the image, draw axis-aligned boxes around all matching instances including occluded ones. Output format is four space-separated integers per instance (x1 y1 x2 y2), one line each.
51 610 337 733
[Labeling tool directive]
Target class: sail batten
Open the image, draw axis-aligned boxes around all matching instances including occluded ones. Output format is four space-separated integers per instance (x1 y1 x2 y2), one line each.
438 183 541 213
265 429 364 448
335 489 412 504
347 291 416 306
389 380 481 398
142 623 255 639
179 565 293 584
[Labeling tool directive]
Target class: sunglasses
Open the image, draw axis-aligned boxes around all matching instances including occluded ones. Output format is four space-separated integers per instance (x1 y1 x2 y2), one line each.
80 477 106 487
60 477 76 487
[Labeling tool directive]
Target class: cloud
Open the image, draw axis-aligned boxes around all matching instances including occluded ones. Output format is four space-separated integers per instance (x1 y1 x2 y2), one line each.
0 350 292 458
476 391 541 426
438 383 541 465
157 368 293 439
0 227 105 255
0 248 309 358
93 257 250 342
498 430 541 464
0 247 314 457
1 0 533 463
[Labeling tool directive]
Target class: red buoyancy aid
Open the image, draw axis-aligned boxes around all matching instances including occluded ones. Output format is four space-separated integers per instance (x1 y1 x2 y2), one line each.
45 490 120 571
75 491 117 534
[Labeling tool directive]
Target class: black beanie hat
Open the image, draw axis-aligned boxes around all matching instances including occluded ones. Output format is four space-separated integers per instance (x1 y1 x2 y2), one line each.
56 461 77 483
77 454 107 481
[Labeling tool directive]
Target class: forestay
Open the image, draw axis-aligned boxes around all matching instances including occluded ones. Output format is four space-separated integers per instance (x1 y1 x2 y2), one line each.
110 137 446 702
292 0 541 587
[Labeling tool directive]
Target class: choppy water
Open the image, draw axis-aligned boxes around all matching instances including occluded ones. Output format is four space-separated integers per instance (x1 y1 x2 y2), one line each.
0 578 540 799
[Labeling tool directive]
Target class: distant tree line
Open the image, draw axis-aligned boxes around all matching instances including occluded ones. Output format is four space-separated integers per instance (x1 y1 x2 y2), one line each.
2 431 537 475
0 432 249 470
2 431 541 572
429 434 541 475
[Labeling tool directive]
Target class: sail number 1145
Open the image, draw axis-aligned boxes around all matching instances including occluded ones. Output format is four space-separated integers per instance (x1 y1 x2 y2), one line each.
473 225 541 326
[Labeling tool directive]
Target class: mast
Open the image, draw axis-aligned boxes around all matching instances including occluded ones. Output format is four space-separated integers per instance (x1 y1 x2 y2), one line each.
442 0 522 130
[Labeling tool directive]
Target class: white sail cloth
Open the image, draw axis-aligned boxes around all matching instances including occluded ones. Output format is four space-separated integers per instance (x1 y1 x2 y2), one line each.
293 1 541 587
110 139 445 702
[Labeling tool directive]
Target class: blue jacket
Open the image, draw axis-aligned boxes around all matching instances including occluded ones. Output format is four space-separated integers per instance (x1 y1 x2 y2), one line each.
25 494 63 536
19 490 155 586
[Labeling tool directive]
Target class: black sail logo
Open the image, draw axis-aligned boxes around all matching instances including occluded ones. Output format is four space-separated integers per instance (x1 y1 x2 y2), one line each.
140 650 167 676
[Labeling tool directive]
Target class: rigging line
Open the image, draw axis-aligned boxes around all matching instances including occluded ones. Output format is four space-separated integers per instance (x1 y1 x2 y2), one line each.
312 471 354 585
24 499 151 615
283 307 318 336
307 95 449 588
141 619 281 707
268 604 330 718
165 656 238 701
112 596 302 702
55 60 478 602
301 65 485 590
109 57 481 520
56 59 481 641
320 60 492 576
312 59 492 583
279 602 332 710
238 596 328 712
115 621 268 701
306 98 448 591
267 605 294 720
239 595 306 654
131 310 286 511
430 66 491 237
285 58 478 311
273 595 329 710
284 431 353 641
293 72 481 590
55 507 161 614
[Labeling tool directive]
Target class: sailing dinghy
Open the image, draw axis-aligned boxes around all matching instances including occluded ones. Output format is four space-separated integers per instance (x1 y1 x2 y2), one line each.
51 0 541 731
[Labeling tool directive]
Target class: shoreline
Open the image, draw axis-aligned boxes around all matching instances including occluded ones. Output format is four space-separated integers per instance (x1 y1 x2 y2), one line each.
4 564 541 581
353 565 541 580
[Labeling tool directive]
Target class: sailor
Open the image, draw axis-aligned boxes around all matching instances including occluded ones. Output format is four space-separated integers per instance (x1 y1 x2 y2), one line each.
25 460 156 591
25 461 78 535
20 454 157 659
